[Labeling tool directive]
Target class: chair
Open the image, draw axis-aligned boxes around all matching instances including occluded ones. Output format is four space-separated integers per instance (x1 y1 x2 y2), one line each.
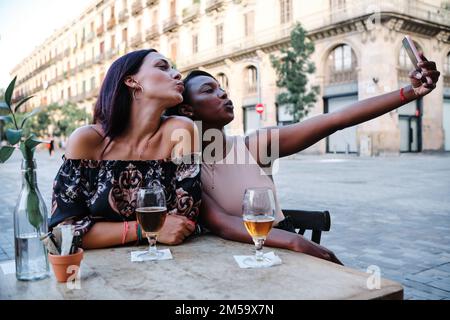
281 209 331 245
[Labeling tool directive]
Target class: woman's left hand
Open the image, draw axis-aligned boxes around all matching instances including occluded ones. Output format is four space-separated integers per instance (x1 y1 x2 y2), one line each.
409 53 441 98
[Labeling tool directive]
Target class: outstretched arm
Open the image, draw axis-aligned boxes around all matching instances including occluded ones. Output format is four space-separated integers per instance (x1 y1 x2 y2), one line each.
200 191 343 264
249 56 440 161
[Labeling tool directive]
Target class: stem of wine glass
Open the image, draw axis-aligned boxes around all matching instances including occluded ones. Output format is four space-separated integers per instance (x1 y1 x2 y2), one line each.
146 233 158 255
253 238 265 261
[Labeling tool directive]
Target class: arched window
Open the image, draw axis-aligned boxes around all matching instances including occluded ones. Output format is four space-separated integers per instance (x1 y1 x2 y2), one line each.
280 0 292 24
444 52 450 75
444 52 450 88
325 44 357 85
216 73 229 91
244 65 258 94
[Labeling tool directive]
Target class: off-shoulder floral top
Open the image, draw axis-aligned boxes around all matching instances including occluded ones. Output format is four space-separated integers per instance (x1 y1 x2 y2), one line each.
49 154 201 237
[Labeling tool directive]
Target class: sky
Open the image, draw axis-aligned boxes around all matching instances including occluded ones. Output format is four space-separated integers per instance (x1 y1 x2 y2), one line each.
0 0 93 89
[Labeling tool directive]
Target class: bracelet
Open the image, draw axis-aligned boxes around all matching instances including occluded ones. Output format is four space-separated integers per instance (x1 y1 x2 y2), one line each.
135 221 142 244
135 221 138 242
121 221 129 245
400 87 407 103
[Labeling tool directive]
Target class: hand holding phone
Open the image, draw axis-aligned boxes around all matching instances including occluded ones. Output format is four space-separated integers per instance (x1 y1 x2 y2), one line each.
402 35 433 85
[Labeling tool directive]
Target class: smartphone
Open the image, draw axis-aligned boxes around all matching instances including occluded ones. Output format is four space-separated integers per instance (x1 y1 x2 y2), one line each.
402 35 433 85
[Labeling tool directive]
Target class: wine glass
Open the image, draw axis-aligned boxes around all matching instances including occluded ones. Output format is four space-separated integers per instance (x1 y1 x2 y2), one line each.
242 187 276 268
135 186 168 260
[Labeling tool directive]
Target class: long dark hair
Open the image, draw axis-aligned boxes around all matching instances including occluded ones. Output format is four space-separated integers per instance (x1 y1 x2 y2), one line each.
93 49 157 140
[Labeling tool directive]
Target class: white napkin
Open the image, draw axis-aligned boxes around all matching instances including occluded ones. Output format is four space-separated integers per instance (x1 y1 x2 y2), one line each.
131 249 173 262
233 252 282 269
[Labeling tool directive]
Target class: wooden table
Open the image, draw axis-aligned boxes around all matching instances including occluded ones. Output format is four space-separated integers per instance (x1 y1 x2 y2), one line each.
0 235 403 300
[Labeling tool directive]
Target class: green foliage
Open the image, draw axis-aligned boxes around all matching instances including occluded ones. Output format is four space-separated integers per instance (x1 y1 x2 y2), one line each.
22 102 92 139
270 23 320 122
0 77 46 229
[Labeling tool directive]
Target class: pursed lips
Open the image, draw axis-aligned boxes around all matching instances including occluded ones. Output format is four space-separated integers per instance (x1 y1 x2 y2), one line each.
174 81 184 92
223 99 234 110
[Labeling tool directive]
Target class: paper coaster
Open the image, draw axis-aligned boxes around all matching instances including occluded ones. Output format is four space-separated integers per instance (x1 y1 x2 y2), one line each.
233 252 282 269
131 249 173 262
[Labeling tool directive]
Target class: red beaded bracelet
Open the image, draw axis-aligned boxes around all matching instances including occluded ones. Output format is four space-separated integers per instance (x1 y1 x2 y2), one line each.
400 87 407 103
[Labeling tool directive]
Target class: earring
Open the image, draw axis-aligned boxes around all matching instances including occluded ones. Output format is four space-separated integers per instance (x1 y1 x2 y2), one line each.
132 82 144 100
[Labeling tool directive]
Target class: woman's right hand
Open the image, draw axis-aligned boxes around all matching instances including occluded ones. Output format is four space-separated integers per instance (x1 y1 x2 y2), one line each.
157 215 196 245
293 236 343 265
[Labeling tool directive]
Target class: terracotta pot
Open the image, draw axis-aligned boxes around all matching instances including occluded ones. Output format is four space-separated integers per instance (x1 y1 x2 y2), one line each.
48 248 84 283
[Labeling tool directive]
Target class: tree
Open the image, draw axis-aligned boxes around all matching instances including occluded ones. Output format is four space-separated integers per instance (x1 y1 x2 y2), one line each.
23 102 92 139
271 23 319 122
52 102 92 138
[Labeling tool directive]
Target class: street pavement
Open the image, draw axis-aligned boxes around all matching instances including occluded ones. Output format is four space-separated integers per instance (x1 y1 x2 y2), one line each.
1 149 449 300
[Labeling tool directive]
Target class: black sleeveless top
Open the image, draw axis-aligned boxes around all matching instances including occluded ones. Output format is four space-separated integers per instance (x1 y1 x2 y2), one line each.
49 154 201 236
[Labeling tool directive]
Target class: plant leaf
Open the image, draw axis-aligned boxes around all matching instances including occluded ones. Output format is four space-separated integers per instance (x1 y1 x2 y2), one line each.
14 96 34 113
0 103 10 111
25 136 44 149
20 107 40 129
0 146 15 163
19 135 43 161
4 76 17 108
5 128 22 145
20 141 33 161
0 115 13 124
26 188 43 230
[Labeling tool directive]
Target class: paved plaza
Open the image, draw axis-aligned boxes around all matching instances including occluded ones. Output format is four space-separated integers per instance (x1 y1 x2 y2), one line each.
1 149 449 300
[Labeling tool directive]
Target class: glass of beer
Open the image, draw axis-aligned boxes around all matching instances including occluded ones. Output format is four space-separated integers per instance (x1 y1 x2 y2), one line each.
136 186 168 260
242 187 276 268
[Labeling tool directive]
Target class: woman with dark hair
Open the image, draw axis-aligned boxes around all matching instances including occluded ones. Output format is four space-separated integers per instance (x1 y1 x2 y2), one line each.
50 49 201 249
167 54 440 264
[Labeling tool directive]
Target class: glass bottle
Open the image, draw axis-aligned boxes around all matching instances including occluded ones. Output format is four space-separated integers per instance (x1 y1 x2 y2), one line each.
14 159 49 281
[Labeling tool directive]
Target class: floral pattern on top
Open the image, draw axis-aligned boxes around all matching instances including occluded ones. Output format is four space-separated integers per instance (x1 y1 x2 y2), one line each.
50 155 201 237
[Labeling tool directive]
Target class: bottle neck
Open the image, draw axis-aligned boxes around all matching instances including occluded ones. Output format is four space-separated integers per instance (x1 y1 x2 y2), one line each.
21 159 38 188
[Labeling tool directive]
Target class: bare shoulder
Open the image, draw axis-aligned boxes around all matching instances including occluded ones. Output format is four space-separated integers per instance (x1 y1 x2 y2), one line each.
161 115 195 133
161 116 199 155
65 124 105 159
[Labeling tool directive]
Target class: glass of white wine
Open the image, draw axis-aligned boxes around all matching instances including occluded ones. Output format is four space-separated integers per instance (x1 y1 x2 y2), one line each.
242 187 276 268
136 186 168 260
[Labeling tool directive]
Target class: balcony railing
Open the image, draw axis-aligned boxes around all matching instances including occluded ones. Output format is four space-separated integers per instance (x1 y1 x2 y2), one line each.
178 23 293 69
205 0 225 13
94 53 105 65
299 0 450 31
69 67 77 77
146 0 158 7
130 33 143 48
77 62 86 72
86 88 98 100
182 3 200 23
85 58 94 68
106 47 118 59
70 92 86 103
132 0 143 15
31 84 44 95
145 25 159 41
163 16 180 33
107 17 116 30
96 25 104 36
118 9 129 23
178 0 450 69
326 69 358 85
